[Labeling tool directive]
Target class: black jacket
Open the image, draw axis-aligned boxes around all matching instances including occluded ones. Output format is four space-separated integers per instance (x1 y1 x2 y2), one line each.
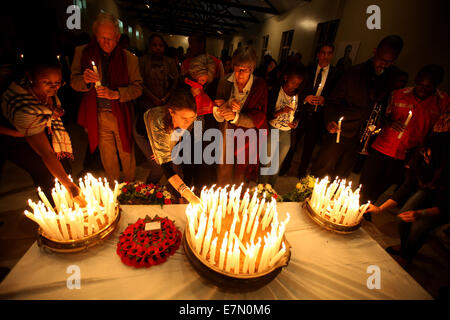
324 59 400 139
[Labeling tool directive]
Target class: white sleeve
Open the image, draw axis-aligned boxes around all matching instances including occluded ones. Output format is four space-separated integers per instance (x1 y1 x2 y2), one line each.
213 106 225 122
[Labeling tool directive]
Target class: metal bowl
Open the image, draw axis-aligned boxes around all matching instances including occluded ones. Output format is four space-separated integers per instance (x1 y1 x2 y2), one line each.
304 200 361 234
37 207 121 253
183 229 291 291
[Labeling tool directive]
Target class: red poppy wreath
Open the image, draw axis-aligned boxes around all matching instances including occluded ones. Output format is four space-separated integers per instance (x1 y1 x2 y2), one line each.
117 215 182 268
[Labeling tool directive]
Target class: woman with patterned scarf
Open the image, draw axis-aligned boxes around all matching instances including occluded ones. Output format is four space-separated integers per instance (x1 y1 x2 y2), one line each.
1 56 84 204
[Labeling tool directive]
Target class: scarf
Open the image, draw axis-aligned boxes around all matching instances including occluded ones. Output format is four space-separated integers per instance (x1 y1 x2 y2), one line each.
78 39 132 153
184 78 213 116
2 79 73 159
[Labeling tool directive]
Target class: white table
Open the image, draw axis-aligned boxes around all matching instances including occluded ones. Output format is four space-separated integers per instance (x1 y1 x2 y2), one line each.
0 203 432 299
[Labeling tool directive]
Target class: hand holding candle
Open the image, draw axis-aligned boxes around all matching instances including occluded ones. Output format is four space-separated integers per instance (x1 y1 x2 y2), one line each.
90 61 101 88
397 110 412 139
336 117 343 143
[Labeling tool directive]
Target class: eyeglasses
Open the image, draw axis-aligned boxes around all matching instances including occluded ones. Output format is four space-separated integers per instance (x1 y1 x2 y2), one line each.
234 66 252 74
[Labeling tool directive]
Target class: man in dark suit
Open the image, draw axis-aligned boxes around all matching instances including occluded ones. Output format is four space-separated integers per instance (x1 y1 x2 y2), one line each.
280 43 339 178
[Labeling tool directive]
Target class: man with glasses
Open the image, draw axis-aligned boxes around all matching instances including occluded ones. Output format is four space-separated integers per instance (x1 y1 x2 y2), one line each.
310 35 404 183
71 12 142 184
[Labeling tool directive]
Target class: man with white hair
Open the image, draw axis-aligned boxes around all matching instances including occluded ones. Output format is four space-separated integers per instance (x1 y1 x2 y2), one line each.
71 13 142 183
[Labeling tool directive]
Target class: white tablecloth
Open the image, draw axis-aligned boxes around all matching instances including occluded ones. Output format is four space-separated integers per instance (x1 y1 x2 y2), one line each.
0 203 431 299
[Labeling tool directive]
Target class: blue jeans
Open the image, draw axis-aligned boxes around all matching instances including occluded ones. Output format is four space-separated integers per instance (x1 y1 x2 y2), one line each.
397 190 447 261
259 128 292 186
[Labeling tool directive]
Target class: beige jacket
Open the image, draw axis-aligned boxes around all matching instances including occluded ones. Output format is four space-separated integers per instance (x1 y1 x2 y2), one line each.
70 44 143 102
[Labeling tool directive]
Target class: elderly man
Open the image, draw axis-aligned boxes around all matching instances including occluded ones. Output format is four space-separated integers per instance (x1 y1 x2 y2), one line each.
71 13 142 183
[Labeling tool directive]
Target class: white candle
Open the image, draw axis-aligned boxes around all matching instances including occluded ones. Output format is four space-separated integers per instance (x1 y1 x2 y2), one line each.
233 238 240 274
219 231 228 270
398 110 413 139
250 215 259 243
58 211 70 239
91 61 101 88
225 240 233 272
269 242 286 267
336 116 343 143
209 237 218 265
246 199 259 233
238 209 248 241
202 225 213 259
38 187 54 212
290 95 297 122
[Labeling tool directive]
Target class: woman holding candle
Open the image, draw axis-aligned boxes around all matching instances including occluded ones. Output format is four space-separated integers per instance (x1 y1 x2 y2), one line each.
365 134 449 268
213 46 268 187
360 64 449 214
259 67 306 186
143 87 201 205
1 55 83 204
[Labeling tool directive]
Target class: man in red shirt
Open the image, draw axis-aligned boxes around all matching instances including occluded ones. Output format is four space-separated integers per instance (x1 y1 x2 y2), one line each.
360 64 448 206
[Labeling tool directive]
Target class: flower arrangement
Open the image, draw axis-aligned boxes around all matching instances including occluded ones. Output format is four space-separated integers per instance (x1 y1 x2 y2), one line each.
282 175 316 202
116 215 182 268
256 183 282 202
117 182 173 205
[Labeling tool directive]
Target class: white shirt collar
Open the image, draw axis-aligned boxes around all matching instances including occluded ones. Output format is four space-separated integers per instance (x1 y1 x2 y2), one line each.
228 73 254 94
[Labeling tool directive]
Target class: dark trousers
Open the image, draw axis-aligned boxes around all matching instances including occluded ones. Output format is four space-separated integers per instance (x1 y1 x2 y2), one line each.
280 108 324 178
0 136 72 202
359 148 405 203
397 190 447 261
310 133 360 179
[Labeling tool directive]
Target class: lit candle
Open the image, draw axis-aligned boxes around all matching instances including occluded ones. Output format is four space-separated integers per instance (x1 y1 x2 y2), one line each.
38 187 54 212
246 199 259 233
91 61 101 88
398 110 413 139
202 225 213 259
250 215 259 243
336 116 343 143
290 95 297 121
238 208 248 241
209 237 218 265
219 231 228 270
233 238 240 274
225 240 233 272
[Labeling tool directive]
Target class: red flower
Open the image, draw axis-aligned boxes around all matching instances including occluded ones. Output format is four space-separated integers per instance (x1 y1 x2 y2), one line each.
273 193 278 199
122 188 128 193
156 192 163 199
148 183 155 189
164 199 172 204
136 186 141 193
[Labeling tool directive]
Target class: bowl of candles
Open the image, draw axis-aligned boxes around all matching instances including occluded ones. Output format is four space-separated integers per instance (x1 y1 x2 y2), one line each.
183 184 291 291
25 174 122 253
304 176 371 234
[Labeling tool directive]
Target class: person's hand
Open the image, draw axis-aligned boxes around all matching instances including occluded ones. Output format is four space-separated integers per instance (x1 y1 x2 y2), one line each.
65 182 87 207
220 108 236 121
96 86 119 100
230 99 241 112
398 210 419 223
365 203 382 214
288 119 299 129
389 119 406 132
182 188 202 208
304 95 316 105
315 96 325 105
190 87 202 97
83 69 99 84
274 106 293 117
327 121 339 133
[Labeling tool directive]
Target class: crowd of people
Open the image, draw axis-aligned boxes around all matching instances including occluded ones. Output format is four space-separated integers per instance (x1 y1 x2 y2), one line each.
0 12 449 267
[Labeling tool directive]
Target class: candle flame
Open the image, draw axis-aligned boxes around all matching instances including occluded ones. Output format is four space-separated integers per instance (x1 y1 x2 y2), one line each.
339 116 344 121
91 61 96 66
